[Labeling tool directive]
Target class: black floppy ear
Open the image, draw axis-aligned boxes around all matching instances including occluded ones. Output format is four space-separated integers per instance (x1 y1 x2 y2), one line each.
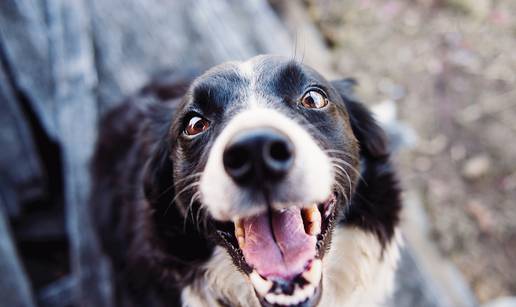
331 79 388 161
331 79 401 248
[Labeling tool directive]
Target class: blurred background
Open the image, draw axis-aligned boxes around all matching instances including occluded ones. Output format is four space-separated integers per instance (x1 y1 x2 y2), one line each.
0 0 514 306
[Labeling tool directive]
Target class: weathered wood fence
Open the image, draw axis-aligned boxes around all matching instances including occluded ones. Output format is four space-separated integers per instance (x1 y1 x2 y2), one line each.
0 1 445 306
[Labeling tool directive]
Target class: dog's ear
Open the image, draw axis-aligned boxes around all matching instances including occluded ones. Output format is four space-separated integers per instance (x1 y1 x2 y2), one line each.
331 79 401 248
331 79 388 161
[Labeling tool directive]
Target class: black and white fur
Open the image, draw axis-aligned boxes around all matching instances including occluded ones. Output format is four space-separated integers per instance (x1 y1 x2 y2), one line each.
91 55 402 307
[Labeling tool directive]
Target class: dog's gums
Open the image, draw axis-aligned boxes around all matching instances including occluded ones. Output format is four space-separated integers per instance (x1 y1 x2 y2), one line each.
216 195 337 307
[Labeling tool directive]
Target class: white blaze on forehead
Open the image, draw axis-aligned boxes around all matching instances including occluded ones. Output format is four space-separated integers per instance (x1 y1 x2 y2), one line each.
237 58 260 108
200 106 334 221
238 59 255 80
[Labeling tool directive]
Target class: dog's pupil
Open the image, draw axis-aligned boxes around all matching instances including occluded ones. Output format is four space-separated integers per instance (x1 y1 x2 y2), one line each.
306 96 315 107
194 120 204 131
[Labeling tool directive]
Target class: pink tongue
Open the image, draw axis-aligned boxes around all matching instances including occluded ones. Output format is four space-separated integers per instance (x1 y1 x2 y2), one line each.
241 207 316 280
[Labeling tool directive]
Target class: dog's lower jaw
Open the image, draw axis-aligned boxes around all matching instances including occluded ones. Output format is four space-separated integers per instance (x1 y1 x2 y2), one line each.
180 227 402 307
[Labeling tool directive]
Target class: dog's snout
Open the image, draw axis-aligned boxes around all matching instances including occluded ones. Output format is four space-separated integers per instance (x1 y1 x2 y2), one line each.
223 128 294 186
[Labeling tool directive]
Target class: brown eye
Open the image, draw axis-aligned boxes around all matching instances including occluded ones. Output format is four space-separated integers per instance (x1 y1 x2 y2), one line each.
185 116 210 136
301 90 328 109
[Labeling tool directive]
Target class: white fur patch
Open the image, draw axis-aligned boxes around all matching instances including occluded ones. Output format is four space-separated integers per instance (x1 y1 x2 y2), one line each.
181 247 258 307
237 59 260 109
199 107 334 221
319 228 402 307
181 227 402 307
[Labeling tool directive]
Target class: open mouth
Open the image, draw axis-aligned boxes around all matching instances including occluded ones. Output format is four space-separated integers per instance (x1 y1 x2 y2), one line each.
215 194 338 307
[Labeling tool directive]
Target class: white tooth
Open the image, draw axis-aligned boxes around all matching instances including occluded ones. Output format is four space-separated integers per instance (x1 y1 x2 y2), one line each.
237 236 245 248
324 201 335 218
290 286 305 304
302 259 322 285
234 218 243 235
250 271 272 296
234 218 245 248
276 294 288 305
302 205 321 236
265 293 277 305
303 284 315 299
307 220 321 236
284 295 296 305
265 284 316 306
286 284 314 305
267 293 291 305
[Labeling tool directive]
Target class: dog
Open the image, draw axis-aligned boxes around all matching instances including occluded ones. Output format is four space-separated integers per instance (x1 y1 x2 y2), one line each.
91 55 402 307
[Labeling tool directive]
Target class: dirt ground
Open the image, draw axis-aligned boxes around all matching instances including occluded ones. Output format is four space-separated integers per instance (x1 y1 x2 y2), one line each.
303 0 516 303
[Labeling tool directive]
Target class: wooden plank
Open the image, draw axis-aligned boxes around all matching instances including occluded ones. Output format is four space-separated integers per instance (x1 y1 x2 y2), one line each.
1 0 114 305
38 276 76 307
0 0 58 141
0 196 36 307
0 48 45 218
47 0 114 306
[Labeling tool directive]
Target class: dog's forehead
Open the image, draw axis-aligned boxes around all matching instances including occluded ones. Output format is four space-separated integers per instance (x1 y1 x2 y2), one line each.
182 56 338 121
239 55 329 90
193 55 326 98
238 55 299 79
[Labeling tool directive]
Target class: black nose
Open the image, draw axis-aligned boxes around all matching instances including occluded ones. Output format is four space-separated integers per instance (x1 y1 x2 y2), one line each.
223 128 294 186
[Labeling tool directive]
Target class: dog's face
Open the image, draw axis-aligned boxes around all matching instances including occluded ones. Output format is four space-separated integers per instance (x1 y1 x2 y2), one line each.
170 55 361 307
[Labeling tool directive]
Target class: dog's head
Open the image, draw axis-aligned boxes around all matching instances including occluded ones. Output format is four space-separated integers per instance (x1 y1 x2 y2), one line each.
145 55 388 306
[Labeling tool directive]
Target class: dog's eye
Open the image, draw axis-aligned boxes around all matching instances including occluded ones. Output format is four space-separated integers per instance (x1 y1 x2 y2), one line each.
300 90 328 109
185 116 210 136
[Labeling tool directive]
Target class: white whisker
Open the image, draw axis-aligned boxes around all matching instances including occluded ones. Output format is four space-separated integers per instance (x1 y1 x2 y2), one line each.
165 181 200 217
